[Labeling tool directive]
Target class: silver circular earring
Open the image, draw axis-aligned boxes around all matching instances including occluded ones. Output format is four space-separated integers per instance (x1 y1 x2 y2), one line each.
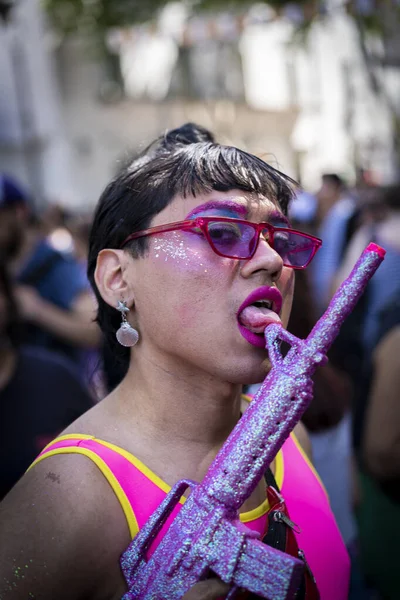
115 300 139 347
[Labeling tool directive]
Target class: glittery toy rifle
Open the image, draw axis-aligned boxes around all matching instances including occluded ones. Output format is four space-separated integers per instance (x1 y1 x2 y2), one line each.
120 243 385 600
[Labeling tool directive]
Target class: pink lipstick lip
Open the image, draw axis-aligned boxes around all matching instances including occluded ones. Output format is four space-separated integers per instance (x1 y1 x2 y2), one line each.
237 286 283 317
236 286 283 348
237 324 267 348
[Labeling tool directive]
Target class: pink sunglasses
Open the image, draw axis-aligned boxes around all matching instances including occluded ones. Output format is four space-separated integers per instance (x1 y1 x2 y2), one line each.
121 216 322 269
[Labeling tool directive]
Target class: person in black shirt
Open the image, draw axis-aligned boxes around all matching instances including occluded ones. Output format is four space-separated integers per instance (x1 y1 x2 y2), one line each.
0 263 93 500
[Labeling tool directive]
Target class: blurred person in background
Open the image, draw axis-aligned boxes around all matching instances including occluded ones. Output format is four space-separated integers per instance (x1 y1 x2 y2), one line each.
333 184 400 599
335 184 400 354
326 187 387 386
66 212 106 399
66 212 93 266
0 174 101 374
0 262 93 500
351 289 400 599
288 189 318 236
40 203 70 237
311 174 359 313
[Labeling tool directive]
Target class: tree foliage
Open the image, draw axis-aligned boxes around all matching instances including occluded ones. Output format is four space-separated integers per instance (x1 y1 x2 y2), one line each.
42 0 400 53
42 0 169 36
41 0 400 170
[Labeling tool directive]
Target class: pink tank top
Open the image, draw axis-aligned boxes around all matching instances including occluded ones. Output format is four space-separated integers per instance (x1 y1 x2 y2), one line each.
32 432 349 599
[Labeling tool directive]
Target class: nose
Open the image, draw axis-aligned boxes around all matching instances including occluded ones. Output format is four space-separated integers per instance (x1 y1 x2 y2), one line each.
240 233 284 282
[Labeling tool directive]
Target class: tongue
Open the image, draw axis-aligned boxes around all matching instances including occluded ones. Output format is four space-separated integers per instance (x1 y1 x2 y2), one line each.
239 305 282 334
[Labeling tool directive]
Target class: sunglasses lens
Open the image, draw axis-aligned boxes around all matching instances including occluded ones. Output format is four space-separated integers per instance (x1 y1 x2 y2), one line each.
273 230 316 267
207 221 256 258
205 220 317 266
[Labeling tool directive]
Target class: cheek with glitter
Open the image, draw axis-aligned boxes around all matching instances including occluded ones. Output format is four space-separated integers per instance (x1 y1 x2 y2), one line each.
152 232 212 272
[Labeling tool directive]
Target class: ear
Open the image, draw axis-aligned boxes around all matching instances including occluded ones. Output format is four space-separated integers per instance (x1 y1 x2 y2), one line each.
94 249 135 309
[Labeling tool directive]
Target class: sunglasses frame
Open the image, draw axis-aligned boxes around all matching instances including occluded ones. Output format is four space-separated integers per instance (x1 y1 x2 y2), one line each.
121 216 322 269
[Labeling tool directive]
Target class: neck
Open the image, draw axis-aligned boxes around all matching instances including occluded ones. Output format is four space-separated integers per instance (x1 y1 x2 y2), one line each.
114 350 243 476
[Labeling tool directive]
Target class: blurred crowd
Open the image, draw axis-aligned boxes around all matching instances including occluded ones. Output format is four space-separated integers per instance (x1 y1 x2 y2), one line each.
0 169 399 598
288 173 400 600
0 176 101 499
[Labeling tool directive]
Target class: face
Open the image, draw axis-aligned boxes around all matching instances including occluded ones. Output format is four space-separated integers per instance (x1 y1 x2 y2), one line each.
124 190 295 384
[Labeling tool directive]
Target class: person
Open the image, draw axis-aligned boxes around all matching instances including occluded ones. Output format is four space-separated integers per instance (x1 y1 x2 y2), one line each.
352 290 400 599
361 292 400 493
0 124 350 600
0 262 94 500
288 190 318 235
335 184 400 354
64 212 107 398
333 185 400 599
0 173 101 369
310 174 358 314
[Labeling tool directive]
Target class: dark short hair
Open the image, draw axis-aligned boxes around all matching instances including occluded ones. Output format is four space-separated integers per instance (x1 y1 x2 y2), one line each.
87 123 297 379
0 174 29 210
322 173 345 189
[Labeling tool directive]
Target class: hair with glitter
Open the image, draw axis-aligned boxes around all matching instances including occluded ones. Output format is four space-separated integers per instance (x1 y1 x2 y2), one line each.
87 123 297 386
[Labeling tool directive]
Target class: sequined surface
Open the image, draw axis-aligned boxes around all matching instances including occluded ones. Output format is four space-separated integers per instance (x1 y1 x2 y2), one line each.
120 244 385 600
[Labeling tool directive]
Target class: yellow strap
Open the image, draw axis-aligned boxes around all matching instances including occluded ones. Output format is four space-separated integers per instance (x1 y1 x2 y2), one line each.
32 419 286 526
30 446 139 539
94 439 185 502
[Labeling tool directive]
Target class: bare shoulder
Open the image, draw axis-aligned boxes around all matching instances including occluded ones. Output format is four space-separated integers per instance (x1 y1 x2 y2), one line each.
293 422 313 462
0 452 130 600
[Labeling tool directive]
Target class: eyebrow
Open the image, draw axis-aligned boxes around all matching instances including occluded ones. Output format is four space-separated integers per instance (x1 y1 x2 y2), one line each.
185 200 291 227
185 201 248 219
267 209 291 227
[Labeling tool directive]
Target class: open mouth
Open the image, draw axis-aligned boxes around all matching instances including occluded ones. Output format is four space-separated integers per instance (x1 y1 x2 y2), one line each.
237 287 282 348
